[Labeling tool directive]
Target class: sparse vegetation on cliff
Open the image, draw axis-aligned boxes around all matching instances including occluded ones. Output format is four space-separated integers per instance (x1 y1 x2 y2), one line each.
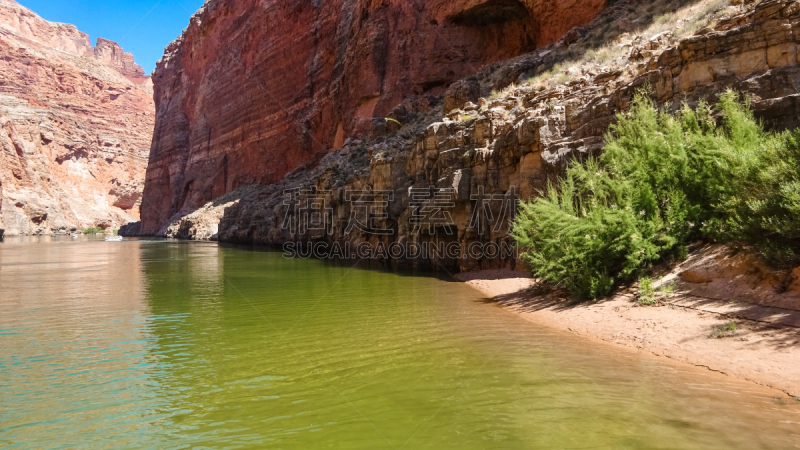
491 0 743 99
513 90 800 299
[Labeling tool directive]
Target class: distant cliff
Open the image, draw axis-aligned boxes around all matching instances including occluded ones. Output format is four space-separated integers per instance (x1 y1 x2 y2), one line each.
0 0 154 235
139 0 606 235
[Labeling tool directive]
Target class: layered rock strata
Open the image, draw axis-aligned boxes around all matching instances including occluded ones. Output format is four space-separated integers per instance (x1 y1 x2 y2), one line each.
139 0 607 235
0 0 154 235
148 0 800 273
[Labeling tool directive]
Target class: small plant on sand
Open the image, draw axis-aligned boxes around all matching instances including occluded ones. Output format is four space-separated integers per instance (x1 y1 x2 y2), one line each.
709 321 738 338
773 396 792 405
661 280 676 298
637 276 657 305
637 277 676 305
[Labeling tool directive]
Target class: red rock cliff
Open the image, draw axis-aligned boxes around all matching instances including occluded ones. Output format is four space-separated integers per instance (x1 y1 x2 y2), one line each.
0 0 155 235
140 0 606 234
94 37 147 80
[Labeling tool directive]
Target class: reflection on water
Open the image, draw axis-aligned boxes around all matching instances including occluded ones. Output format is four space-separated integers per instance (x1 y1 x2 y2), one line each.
1 236 799 449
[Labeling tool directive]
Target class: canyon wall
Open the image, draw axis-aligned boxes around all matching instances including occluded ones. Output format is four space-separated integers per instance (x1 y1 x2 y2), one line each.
150 0 800 272
0 0 154 235
140 0 606 235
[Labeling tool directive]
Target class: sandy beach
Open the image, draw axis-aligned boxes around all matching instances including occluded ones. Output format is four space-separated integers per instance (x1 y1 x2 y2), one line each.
457 268 800 397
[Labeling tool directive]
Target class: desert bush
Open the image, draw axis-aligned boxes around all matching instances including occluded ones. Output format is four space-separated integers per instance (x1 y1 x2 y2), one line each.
709 105 800 264
636 277 675 305
637 277 657 305
512 90 793 299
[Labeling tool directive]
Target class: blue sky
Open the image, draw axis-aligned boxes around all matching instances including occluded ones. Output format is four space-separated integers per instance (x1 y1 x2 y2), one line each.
18 0 205 74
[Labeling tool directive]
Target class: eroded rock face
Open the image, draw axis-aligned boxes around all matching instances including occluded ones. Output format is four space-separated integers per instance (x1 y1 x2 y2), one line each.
94 38 147 80
443 78 482 113
139 0 607 235
154 0 800 273
0 0 155 235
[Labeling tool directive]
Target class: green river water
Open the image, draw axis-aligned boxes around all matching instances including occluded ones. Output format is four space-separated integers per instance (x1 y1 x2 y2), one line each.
1 237 799 449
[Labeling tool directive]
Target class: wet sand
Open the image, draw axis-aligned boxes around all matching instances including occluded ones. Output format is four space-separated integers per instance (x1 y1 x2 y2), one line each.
457 269 800 397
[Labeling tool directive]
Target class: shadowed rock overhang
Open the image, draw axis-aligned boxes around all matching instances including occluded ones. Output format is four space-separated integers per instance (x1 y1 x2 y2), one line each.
446 0 530 26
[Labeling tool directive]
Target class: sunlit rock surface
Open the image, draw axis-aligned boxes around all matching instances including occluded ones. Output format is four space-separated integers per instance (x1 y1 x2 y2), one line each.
0 0 154 235
139 0 606 235
148 0 800 273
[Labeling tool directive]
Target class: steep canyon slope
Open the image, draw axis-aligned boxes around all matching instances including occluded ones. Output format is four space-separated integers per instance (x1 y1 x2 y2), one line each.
140 0 606 234
0 0 154 235
147 0 800 275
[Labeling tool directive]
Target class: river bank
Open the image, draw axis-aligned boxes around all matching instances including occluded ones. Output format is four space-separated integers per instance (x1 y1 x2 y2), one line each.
457 260 800 398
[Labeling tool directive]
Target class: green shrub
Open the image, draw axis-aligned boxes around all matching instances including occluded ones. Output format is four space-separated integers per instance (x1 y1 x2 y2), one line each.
512 90 789 299
708 98 800 265
81 227 104 234
637 277 657 305
637 277 676 305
